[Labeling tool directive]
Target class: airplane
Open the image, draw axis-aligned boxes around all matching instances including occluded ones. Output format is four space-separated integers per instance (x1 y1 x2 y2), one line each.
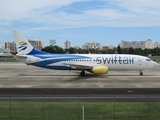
0 53 13 57
13 30 158 76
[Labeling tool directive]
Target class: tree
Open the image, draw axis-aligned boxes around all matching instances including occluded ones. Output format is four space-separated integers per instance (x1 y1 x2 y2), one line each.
117 45 122 54
41 45 65 53
129 47 134 54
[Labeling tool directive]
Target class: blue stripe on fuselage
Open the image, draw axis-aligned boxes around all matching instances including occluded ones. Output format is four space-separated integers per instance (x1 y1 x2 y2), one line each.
28 54 91 69
27 48 48 55
30 63 74 70
32 54 90 59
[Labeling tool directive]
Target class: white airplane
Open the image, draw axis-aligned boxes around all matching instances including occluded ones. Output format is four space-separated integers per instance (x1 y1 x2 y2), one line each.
13 30 158 76
0 53 13 56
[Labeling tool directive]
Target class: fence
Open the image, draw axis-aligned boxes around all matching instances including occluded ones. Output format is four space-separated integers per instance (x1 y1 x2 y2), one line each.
0 95 160 120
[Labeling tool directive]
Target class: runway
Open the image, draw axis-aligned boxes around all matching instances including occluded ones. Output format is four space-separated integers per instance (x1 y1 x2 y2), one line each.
0 88 160 102
0 62 160 88
0 62 160 102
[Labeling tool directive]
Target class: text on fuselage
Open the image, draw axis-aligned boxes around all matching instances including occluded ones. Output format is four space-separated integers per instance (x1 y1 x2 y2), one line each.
96 56 135 64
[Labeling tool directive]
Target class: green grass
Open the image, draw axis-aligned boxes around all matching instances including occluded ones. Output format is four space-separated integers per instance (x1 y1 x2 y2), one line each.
149 56 160 61
0 102 160 120
0 59 18 62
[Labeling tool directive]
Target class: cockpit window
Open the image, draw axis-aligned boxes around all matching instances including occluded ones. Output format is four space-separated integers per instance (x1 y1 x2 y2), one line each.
146 59 151 61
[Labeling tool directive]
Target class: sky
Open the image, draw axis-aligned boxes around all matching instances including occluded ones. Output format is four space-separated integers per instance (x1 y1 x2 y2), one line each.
0 0 160 48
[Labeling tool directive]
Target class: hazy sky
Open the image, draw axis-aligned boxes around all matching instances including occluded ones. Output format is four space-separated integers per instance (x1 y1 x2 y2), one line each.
0 0 160 48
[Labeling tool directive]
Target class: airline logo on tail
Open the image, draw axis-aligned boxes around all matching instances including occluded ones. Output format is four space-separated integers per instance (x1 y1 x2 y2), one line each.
18 41 27 52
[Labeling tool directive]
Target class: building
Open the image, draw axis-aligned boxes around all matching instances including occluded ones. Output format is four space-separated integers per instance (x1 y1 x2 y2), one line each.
82 44 89 50
0 42 5 53
5 42 16 52
100 46 108 51
4 39 44 52
74 46 80 49
64 40 70 49
82 42 100 50
145 39 154 49
108 45 115 49
120 39 158 49
28 39 44 50
120 40 130 48
138 41 146 49
50 38 56 46
154 42 160 48
100 45 115 51
130 41 138 49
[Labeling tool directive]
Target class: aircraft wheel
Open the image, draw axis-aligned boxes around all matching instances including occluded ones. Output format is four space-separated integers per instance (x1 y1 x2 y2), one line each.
140 72 143 76
80 70 85 76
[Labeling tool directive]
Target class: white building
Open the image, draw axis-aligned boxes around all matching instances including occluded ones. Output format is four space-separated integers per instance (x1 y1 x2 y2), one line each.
145 39 154 49
120 39 158 49
64 40 70 49
120 40 130 48
108 45 115 49
74 46 80 49
0 43 5 53
82 42 100 50
138 41 146 49
154 42 160 48
5 48 10 53
50 38 56 46
130 41 138 49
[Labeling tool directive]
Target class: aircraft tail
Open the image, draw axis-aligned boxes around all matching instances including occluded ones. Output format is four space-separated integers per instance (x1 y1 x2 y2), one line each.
13 30 47 55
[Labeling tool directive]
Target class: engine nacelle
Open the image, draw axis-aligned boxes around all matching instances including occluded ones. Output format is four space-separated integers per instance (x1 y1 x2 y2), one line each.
92 66 108 74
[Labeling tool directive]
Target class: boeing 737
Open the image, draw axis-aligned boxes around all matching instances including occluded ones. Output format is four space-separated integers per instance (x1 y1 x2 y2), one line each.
13 30 158 76
0 53 12 57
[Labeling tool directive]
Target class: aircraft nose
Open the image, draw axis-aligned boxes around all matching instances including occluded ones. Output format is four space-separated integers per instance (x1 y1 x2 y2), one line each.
153 61 158 67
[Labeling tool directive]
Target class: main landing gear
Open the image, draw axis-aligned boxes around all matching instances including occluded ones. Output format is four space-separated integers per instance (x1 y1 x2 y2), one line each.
140 71 143 76
80 70 85 76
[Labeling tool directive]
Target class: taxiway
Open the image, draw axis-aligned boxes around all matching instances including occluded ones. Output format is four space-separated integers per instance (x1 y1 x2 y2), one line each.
0 62 160 88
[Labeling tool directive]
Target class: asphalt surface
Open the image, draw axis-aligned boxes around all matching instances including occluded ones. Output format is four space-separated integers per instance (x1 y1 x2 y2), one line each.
0 88 160 95
0 62 160 102
0 62 160 88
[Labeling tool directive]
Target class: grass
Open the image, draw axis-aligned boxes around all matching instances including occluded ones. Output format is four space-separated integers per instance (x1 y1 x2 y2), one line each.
0 59 18 62
0 56 18 62
0 102 160 120
149 56 160 61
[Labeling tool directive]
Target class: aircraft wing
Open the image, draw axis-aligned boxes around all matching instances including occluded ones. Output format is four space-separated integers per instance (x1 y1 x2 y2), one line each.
63 63 95 70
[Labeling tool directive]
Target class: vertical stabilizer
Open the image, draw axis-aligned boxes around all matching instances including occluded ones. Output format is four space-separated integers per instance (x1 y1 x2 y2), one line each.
13 30 33 55
13 30 47 55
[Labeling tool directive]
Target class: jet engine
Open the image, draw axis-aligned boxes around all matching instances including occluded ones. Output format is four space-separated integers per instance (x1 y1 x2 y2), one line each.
91 66 108 74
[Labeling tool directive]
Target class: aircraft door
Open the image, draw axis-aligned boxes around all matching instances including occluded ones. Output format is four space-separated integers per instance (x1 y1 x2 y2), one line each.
138 58 142 65
146 62 148 68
